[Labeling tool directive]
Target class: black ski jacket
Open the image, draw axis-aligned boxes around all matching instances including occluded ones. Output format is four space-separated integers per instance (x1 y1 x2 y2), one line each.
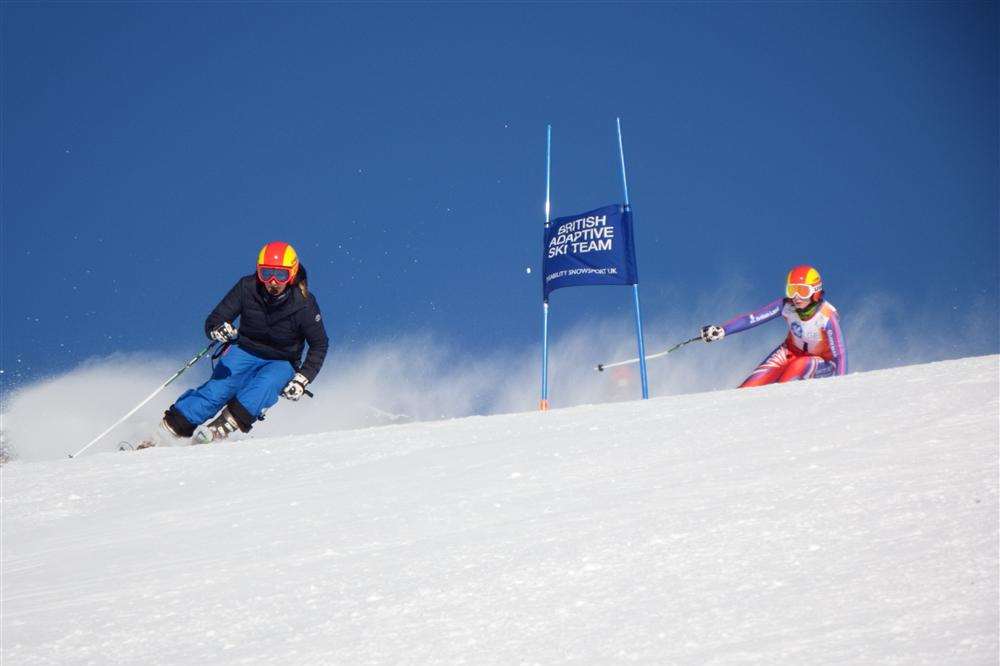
205 266 329 382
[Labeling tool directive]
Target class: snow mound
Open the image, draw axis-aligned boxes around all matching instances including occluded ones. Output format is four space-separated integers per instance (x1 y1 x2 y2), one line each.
3 356 997 664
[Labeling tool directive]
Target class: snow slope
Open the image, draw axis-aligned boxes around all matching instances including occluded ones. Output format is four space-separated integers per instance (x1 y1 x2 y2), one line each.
3 356 998 664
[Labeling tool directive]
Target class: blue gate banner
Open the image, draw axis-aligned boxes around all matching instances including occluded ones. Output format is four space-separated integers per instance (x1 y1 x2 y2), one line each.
542 204 638 298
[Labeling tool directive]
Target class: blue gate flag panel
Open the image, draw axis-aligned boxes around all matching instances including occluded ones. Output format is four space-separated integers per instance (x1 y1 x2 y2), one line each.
542 204 638 298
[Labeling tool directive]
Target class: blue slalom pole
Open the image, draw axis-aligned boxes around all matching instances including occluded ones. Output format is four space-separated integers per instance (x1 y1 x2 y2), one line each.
541 124 552 411
631 287 649 399
617 117 649 400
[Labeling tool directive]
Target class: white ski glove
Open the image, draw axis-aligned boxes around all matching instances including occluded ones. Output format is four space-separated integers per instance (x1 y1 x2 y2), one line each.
700 325 725 343
282 373 309 401
210 322 238 343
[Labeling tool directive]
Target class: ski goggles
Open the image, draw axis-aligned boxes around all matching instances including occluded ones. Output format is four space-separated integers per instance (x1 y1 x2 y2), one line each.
257 266 292 284
786 283 821 299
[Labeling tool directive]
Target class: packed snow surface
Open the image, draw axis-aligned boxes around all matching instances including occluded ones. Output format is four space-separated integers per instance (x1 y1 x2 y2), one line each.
3 356 998 664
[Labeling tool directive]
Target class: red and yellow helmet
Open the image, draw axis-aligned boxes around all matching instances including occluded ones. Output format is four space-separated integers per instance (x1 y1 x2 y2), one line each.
785 264 823 302
256 241 299 285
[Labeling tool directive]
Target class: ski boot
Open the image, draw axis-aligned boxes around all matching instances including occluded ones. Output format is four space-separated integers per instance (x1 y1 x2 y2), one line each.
193 407 241 445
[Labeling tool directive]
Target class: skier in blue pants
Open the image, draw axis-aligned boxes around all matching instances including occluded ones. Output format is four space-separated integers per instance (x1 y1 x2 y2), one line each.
143 241 329 447
173 346 297 431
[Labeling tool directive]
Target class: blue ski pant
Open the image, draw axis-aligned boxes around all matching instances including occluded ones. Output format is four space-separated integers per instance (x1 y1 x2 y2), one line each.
174 345 295 427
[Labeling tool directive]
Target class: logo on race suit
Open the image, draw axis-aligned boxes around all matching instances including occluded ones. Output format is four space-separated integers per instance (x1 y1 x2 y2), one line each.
750 306 781 324
315 314 322 322
791 322 804 338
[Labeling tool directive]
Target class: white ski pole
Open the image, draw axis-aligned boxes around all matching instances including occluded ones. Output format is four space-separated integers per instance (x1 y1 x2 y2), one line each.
69 341 218 458
596 336 700 372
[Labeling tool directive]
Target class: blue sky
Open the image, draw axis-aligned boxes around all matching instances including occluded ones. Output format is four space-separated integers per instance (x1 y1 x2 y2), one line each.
3 2 997 388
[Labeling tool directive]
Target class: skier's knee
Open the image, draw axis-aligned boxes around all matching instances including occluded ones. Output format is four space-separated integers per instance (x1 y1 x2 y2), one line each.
779 356 815 382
